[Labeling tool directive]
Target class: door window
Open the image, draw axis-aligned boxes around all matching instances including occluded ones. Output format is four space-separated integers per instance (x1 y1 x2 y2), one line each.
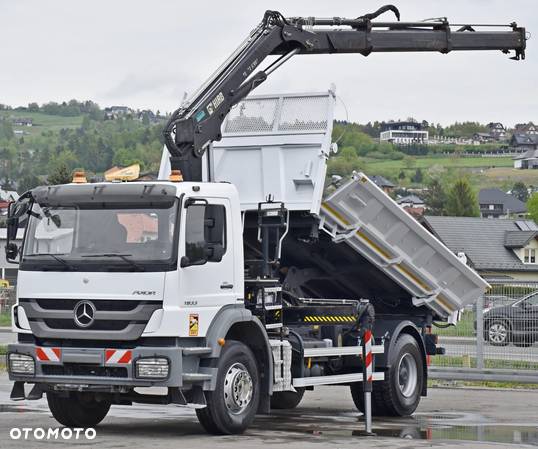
184 203 226 266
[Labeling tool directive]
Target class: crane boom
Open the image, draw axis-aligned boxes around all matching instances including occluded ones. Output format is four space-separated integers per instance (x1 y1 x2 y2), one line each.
163 6 527 181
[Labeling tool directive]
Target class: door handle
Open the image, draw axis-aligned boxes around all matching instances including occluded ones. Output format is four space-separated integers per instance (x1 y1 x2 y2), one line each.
220 283 234 289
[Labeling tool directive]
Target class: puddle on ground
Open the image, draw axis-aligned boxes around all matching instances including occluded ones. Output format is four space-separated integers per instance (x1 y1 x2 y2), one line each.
370 425 538 446
256 411 538 446
0 404 36 413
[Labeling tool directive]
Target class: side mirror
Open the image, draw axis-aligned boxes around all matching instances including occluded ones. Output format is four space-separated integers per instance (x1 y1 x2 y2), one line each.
6 216 19 242
180 255 208 268
5 242 19 261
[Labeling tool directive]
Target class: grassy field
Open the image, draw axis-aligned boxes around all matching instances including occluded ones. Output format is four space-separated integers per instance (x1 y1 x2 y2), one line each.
0 312 11 327
430 354 538 371
0 110 83 134
364 155 514 172
485 167 538 184
435 310 475 337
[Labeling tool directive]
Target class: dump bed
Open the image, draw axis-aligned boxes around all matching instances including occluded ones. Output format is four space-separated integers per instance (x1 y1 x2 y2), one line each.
320 175 488 319
159 89 489 318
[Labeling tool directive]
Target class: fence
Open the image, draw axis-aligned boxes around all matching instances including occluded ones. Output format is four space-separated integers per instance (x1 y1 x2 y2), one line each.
429 280 538 384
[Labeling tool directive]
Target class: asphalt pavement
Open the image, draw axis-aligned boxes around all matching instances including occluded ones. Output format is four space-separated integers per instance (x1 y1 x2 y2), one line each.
0 372 537 448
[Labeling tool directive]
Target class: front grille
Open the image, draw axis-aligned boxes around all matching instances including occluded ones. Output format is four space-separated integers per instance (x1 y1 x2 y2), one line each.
19 298 162 341
30 298 142 312
42 364 128 378
43 319 136 331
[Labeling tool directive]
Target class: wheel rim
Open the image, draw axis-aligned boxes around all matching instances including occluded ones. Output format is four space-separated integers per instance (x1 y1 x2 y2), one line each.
397 353 418 398
489 323 507 343
223 362 253 415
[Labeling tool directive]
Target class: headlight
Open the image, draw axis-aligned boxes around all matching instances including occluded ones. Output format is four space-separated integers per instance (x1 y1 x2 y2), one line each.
8 353 35 375
135 357 169 379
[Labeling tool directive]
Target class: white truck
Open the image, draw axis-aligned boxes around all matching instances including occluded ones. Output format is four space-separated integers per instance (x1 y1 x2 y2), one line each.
5 7 524 435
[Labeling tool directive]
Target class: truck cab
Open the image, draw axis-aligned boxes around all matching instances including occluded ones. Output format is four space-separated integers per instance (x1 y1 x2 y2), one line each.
7 180 278 433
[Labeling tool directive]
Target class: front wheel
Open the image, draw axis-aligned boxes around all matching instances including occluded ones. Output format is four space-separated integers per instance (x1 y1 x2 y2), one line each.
351 333 424 416
46 392 111 427
196 340 260 435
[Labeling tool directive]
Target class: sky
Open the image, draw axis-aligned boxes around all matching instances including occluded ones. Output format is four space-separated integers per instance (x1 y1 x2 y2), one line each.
1 0 536 126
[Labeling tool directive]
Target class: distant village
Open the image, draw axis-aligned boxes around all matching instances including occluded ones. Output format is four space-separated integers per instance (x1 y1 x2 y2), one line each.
380 120 538 163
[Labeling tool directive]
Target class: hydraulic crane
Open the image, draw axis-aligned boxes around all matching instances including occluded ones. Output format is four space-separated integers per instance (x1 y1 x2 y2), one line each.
163 5 526 181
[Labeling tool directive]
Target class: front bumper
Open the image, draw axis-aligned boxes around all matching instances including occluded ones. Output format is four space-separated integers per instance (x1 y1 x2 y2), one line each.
7 342 215 391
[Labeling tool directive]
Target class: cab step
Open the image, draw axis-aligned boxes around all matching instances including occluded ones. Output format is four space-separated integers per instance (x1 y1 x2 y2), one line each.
303 345 384 358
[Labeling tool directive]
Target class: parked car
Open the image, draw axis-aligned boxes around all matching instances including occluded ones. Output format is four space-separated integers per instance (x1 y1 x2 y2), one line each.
483 291 538 346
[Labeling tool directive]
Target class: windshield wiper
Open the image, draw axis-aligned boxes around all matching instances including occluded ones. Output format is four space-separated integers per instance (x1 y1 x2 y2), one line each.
81 253 145 272
24 253 76 271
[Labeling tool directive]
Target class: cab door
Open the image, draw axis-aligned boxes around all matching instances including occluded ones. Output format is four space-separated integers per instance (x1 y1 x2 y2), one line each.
179 197 237 309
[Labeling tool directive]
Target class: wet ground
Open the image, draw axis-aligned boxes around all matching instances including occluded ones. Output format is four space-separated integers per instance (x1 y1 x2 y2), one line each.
0 372 537 448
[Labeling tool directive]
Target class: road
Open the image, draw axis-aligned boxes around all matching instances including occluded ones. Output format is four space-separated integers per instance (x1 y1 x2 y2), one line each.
0 372 537 448
439 337 538 363
0 329 15 346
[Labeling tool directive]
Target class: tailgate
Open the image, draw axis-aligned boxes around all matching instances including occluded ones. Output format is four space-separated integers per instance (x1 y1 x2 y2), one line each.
319 174 489 318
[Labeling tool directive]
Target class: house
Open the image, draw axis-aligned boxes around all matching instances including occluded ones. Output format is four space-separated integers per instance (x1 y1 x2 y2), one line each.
0 189 20 215
370 175 396 194
396 194 425 218
104 106 134 120
487 122 506 140
422 217 538 281
478 188 527 218
137 109 158 123
511 133 538 154
514 148 538 169
515 122 537 135
379 121 428 145
472 132 496 144
11 118 33 127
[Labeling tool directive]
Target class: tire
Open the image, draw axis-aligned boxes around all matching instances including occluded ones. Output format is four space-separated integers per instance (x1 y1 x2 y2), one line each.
196 340 260 435
270 389 305 409
350 333 423 417
486 320 510 346
46 392 111 427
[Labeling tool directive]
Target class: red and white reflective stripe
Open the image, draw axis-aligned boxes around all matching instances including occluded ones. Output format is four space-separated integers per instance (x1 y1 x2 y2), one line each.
363 330 373 382
105 349 132 364
36 347 61 362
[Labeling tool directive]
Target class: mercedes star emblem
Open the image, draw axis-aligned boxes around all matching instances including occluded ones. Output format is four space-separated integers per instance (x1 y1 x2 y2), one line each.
73 300 96 328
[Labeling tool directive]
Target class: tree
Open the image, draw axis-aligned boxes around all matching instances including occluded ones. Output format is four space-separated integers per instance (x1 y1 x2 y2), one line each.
512 181 529 203
398 170 406 180
48 163 72 185
445 178 479 217
18 173 41 193
411 168 423 183
402 156 416 170
142 113 150 126
424 179 446 215
527 194 538 222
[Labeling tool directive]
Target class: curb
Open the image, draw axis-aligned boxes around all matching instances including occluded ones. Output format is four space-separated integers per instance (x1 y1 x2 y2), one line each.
0 327 12 333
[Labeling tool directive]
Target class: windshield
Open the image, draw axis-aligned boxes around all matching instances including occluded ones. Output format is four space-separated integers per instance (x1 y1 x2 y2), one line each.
21 200 179 271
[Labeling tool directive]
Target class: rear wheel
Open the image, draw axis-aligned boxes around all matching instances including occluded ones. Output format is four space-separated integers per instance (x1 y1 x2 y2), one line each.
486 320 510 346
270 389 305 409
196 340 260 435
351 333 423 416
47 392 111 427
